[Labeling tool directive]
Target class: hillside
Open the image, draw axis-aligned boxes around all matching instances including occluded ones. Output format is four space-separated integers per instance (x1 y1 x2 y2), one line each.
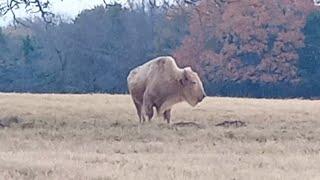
0 3 319 98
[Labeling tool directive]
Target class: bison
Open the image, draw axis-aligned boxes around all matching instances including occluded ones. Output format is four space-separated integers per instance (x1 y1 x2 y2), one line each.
127 56 206 123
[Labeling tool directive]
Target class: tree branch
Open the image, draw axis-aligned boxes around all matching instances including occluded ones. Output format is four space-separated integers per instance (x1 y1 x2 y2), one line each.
0 0 56 25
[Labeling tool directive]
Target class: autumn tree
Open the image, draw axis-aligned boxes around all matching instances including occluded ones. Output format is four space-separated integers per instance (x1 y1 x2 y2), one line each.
174 0 318 84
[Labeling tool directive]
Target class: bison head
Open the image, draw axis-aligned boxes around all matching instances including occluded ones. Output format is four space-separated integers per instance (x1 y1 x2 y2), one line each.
180 67 206 106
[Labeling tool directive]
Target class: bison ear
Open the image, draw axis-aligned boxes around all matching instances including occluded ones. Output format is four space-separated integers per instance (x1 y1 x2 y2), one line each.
179 69 189 86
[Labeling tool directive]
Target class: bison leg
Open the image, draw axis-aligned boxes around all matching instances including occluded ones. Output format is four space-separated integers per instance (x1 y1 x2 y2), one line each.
163 109 171 124
143 104 154 122
142 98 154 122
133 100 142 123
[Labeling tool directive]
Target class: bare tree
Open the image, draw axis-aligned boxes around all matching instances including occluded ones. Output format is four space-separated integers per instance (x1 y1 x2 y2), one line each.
0 0 134 25
0 0 57 25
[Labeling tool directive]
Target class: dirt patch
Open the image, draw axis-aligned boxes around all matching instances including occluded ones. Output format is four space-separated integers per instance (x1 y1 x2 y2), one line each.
0 116 24 128
173 121 205 129
215 120 246 128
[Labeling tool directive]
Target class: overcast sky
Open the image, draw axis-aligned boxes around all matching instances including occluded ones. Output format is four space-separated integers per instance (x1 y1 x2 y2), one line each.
0 0 108 26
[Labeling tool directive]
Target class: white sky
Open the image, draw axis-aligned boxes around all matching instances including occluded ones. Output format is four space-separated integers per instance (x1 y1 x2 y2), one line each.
0 0 109 26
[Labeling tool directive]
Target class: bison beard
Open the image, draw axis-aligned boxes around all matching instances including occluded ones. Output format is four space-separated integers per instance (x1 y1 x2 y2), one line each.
127 56 206 123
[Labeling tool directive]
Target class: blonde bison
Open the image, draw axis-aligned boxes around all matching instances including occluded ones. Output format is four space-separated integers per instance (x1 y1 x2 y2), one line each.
127 56 206 123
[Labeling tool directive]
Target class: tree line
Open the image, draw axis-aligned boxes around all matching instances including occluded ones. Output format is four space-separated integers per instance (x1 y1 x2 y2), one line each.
0 0 319 98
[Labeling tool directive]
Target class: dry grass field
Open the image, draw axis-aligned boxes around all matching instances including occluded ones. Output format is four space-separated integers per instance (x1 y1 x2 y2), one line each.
0 93 320 180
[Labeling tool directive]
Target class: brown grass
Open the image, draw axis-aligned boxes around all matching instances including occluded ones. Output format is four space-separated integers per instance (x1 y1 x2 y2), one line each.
0 93 320 180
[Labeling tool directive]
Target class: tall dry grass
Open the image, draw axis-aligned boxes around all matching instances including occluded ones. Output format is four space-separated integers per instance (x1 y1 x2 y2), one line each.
0 93 319 180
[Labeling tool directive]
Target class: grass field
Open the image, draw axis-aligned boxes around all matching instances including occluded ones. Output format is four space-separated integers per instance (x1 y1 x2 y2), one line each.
0 93 320 180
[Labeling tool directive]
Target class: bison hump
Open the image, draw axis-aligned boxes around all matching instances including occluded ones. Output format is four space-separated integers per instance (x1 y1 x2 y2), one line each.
127 56 180 89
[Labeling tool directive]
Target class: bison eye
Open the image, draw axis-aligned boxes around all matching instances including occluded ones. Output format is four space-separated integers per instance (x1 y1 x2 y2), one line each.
191 81 196 85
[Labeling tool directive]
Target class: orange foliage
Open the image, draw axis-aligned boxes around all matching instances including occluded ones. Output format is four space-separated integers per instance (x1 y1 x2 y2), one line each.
174 0 318 83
